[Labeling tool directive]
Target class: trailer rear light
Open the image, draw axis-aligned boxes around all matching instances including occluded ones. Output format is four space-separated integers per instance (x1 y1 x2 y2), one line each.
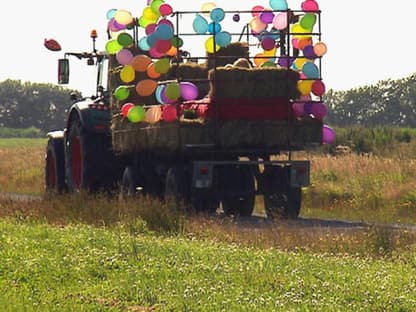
290 161 310 187
192 162 214 189
199 166 209 175
88 104 109 111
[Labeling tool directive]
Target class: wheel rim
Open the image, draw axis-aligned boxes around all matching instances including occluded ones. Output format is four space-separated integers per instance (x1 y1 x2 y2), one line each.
71 136 82 190
46 152 56 189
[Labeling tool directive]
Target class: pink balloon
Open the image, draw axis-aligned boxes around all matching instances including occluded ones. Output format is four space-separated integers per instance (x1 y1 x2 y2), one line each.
251 5 264 17
292 102 304 117
322 125 335 144
159 4 173 16
162 104 177 122
311 102 328 120
273 12 288 30
145 24 157 35
155 39 172 53
116 49 134 65
302 0 319 12
149 47 165 58
180 82 199 101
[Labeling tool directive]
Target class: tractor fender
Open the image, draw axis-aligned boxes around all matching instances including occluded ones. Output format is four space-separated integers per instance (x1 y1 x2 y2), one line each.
66 100 111 134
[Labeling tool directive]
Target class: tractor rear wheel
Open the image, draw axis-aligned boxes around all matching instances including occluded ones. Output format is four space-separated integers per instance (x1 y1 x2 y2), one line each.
45 137 66 193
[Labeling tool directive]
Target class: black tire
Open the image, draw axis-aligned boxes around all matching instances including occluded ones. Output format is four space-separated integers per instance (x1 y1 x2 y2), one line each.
221 167 255 217
164 166 189 210
264 186 302 220
66 117 121 193
120 166 141 198
191 191 219 214
45 137 66 193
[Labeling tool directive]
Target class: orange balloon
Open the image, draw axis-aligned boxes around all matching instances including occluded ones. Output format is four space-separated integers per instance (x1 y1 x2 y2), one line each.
254 53 267 67
298 37 313 50
131 55 152 72
145 106 162 123
297 80 314 96
166 45 178 57
136 79 158 97
146 63 161 79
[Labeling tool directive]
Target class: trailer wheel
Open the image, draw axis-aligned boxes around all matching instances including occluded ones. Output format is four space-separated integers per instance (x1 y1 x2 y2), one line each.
120 166 141 198
165 166 189 210
45 137 66 193
191 191 219 214
221 167 255 217
66 117 120 193
264 187 302 219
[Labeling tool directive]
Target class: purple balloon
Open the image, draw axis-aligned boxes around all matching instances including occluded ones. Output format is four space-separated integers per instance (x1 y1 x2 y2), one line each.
260 11 274 24
278 55 295 68
108 19 126 32
180 82 199 101
303 45 317 59
303 102 314 114
311 102 328 120
322 125 336 144
261 37 276 51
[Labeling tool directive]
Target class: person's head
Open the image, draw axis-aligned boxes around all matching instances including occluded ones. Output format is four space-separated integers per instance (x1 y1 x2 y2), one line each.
232 58 252 69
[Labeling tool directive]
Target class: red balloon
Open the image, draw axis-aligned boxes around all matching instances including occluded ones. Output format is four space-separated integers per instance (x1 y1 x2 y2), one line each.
312 80 326 96
121 103 135 117
44 38 61 51
162 104 177 122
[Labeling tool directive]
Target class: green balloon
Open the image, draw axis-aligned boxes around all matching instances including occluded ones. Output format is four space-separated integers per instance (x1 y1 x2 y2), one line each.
151 0 164 14
154 58 170 74
106 39 123 55
138 16 153 28
117 33 133 47
300 14 317 30
171 36 183 48
165 82 180 100
127 106 145 123
114 86 130 101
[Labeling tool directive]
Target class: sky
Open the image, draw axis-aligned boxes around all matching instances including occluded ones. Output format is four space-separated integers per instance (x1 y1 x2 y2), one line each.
0 0 415 96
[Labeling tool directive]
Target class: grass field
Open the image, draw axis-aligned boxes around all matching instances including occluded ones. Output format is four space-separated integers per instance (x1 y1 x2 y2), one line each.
1 138 416 310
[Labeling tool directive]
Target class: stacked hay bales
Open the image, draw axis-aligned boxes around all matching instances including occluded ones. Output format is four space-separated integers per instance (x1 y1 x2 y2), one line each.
165 63 210 97
208 67 300 99
206 42 250 69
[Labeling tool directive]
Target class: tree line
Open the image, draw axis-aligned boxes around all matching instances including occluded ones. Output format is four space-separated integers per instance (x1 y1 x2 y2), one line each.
0 79 79 132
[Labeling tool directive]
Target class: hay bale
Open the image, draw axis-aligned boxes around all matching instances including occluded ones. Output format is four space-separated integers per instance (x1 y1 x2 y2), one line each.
208 67 300 99
206 42 250 69
165 63 210 97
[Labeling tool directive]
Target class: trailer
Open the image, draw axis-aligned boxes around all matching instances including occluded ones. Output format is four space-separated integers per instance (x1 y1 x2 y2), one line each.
45 1 328 219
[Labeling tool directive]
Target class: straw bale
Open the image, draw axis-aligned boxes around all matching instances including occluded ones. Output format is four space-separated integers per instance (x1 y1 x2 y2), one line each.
165 63 210 97
206 42 250 69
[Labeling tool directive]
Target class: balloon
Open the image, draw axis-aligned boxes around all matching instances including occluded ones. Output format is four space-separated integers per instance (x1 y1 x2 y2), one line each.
127 106 146 123
312 80 326 96
166 46 178 57
145 23 157 35
120 65 135 83
294 57 308 70
143 6 160 21
162 104 177 122
155 39 172 53
201 2 216 17
205 37 220 53
114 9 133 26
302 0 319 12
208 22 221 34
165 82 181 100
302 62 320 79
233 14 240 22
44 38 61 51
300 13 317 30
298 38 313 50
108 19 126 32
303 45 317 59
215 31 231 47
297 80 314 96
314 42 328 57
263 47 277 56
151 0 164 14
105 39 123 55
278 55 294 67
147 62 161 79
138 16 153 28
210 7 225 22
291 23 311 38
250 17 267 34
139 37 151 51
270 0 288 10
322 125 336 144
311 102 328 120
154 58 170 74
155 24 174 40
136 79 158 97
193 14 209 34
114 86 130 101
261 61 277 68
117 33 133 47
260 11 274 24
292 38 300 49
292 102 305 117
116 49 134 65
146 33 157 48
180 82 199 101
131 55 152 72
261 37 276 51
159 3 173 16
149 46 165 58
172 36 183 48
145 106 162 123
121 103 134 117
155 85 166 104
254 53 267 67
251 5 264 17
161 86 176 104
106 8 117 20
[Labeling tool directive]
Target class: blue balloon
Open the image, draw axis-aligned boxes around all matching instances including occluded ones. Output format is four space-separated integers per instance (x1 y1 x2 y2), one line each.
193 14 209 34
215 31 231 47
302 62 320 79
155 24 174 40
139 36 151 51
146 33 157 48
270 0 288 10
210 8 225 22
208 22 221 34
155 85 166 104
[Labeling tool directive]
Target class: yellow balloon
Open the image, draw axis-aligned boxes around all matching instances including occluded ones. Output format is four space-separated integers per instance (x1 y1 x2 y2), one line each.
114 9 133 26
143 6 159 22
201 2 216 17
263 47 277 57
205 37 220 54
297 80 314 96
291 23 311 39
294 57 308 70
120 65 135 83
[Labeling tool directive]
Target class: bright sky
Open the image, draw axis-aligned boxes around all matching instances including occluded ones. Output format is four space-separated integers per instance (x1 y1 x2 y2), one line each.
0 0 414 95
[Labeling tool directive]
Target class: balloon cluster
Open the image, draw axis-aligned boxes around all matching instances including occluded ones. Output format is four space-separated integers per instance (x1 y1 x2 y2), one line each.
192 3 232 53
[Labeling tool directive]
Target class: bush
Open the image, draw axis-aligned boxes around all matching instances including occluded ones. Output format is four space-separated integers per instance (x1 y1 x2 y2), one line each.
0 126 43 138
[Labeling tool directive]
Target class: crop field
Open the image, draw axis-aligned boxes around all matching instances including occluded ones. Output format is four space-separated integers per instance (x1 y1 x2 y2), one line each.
1 138 416 310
